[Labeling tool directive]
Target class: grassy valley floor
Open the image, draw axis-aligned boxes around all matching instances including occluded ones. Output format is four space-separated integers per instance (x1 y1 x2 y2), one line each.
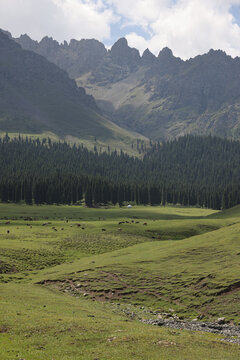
0 204 240 359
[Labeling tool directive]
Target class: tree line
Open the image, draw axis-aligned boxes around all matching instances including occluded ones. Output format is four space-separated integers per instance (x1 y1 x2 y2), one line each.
0 134 239 209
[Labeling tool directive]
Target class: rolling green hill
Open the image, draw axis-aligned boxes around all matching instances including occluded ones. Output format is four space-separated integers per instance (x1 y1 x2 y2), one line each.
0 204 240 359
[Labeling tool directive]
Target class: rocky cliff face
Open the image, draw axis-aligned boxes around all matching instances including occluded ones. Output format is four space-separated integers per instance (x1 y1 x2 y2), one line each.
0 30 113 139
14 32 240 140
110 37 140 68
15 34 146 83
15 34 107 78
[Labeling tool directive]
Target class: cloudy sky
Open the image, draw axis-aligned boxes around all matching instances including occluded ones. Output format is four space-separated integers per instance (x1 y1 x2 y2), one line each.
1 0 240 59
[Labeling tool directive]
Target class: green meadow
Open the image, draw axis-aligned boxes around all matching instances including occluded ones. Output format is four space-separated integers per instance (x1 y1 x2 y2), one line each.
0 204 240 359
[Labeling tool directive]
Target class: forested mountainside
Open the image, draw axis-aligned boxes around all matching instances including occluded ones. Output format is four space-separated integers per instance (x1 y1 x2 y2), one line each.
0 134 239 209
0 30 144 148
15 33 240 141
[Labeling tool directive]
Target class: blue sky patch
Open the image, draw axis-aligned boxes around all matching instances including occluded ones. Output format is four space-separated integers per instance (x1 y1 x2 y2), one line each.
106 20 151 47
230 5 240 26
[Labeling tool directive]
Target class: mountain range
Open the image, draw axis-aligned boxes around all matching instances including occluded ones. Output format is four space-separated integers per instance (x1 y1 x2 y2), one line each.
14 33 240 141
1 29 240 143
0 30 146 153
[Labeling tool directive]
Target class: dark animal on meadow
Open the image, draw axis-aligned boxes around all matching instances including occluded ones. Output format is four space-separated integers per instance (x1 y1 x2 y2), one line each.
77 224 81 227
131 220 134 223
61 228 64 230
102 228 106 231
7 230 9 234
143 222 148 226
81 227 85 230
5 221 10 225
136 221 139 224
118 221 124 225
54 228 57 231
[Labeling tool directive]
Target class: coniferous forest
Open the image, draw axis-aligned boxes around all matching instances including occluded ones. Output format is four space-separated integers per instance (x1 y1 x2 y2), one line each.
0 134 240 210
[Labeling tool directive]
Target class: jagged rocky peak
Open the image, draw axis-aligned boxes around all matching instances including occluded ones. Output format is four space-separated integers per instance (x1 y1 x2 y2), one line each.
141 48 157 65
205 48 235 64
158 47 174 60
0 30 19 50
187 48 235 70
155 46 183 74
68 38 107 57
0 29 12 38
207 48 227 57
19 33 33 42
110 37 141 67
17 33 37 49
111 37 128 49
62 40 68 48
39 36 59 49
0 29 106 138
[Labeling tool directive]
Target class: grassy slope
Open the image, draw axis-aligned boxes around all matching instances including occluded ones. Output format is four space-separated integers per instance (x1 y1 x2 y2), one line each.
2 283 239 360
76 72 240 141
76 70 154 134
77 71 197 140
0 117 148 157
0 204 240 359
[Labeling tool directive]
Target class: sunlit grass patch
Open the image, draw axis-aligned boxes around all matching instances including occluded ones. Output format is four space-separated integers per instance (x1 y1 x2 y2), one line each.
0 203 240 359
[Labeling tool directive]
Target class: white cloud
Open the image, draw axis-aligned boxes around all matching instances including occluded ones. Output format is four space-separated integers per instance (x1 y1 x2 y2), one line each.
110 0 240 59
0 0 117 42
1 0 240 58
125 32 149 55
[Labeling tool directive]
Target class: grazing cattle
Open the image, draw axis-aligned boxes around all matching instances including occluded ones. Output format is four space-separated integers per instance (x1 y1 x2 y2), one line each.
7 230 10 234
81 227 85 230
77 224 81 227
143 222 148 226
5 221 10 225
61 228 64 230
102 228 106 231
136 221 140 224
